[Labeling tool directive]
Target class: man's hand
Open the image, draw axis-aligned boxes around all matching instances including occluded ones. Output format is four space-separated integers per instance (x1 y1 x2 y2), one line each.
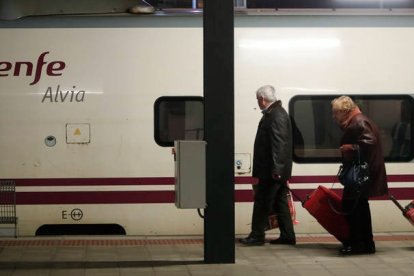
272 173 281 180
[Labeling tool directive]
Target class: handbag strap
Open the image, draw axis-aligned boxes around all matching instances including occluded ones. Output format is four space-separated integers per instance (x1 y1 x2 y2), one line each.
329 154 362 216
355 144 362 164
355 144 369 168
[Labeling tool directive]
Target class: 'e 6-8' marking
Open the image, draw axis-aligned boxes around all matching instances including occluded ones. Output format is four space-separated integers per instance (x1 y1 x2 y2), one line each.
62 209 83 221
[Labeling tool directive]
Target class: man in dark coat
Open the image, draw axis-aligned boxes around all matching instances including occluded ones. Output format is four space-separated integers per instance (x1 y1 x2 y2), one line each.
332 96 388 255
240 85 296 246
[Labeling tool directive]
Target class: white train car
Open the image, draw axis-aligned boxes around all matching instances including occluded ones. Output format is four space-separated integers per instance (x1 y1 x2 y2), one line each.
1 11 414 236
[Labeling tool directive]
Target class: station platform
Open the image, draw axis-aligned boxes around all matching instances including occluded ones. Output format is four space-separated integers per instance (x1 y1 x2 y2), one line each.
0 232 413 276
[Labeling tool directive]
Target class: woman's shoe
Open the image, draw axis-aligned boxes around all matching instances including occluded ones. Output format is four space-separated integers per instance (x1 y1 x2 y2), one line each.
339 245 375 255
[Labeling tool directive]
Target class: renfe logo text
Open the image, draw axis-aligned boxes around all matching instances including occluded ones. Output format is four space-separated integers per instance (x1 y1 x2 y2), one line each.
0 51 65 85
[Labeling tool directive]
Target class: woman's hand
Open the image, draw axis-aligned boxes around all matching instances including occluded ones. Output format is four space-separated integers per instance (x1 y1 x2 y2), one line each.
340 144 356 161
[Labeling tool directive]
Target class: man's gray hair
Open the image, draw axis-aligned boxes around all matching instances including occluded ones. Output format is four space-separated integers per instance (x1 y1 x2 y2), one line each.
256 85 277 102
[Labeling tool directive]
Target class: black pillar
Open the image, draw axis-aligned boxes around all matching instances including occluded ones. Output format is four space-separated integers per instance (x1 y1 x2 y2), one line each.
203 0 235 264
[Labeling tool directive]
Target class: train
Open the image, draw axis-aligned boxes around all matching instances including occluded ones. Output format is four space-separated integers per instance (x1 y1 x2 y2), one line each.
1 9 414 237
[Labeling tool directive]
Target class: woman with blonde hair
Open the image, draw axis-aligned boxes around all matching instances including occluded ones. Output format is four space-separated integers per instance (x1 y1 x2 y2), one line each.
331 96 388 255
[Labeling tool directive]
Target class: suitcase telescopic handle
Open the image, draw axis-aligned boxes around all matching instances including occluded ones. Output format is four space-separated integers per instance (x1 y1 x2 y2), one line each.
389 194 405 213
287 188 307 206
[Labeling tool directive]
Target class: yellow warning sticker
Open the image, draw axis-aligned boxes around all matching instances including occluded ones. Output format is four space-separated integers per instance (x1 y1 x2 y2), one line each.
74 128 81 135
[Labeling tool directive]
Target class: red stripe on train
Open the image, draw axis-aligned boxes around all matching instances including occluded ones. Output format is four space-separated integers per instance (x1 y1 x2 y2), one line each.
9 174 414 186
236 188 414 202
3 176 414 204
15 188 414 204
17 191 175 204
13 177 175 186
290 175 414 183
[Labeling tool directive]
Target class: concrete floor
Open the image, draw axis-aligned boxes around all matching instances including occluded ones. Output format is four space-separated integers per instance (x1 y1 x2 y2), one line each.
0 233 413 276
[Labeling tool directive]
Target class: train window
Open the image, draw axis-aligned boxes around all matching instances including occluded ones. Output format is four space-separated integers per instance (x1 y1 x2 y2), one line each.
154 96 204 147
289 95 414 163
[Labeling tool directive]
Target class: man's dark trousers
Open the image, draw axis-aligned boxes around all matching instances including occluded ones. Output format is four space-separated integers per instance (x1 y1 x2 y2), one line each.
251 179 295 240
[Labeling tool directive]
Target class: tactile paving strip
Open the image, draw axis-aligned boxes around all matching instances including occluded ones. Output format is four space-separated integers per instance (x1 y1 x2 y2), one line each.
0 238 203 247
0 234 413 247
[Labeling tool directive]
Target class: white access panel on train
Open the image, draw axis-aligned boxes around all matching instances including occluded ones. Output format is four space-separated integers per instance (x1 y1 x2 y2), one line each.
174 140 206 209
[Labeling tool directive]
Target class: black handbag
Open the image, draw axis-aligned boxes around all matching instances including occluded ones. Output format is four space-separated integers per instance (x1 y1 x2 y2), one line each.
338 145 369 189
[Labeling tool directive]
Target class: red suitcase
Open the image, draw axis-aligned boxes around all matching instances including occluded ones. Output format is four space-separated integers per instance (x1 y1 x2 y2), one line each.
389 195 414 226
301 186 350 244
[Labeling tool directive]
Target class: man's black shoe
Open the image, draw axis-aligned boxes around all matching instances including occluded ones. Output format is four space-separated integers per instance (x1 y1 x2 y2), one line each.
239 236 265 246
269 238 296 245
